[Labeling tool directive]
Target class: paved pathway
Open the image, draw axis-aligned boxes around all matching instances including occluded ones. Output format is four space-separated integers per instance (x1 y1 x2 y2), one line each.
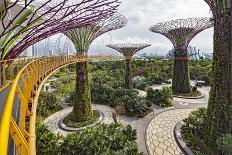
44 104 115 136
44 102 170 154
146 109 195 155
44 86 210 155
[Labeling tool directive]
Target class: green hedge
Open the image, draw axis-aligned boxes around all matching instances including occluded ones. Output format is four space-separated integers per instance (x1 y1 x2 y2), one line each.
91 70 152 118
36 122 143 155
37 92 63 118
146 87 173 107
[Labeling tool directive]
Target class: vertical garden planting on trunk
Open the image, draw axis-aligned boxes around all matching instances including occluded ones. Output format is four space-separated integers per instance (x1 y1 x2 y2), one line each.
64 14 128 121
106 43 151 89
149 17 213 94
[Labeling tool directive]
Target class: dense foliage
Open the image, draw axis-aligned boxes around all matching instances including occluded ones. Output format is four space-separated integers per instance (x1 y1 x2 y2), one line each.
181 108 232 155
181 108 210 154
216 134 232 155
48 59 212 118
189 60 212 85
146 87 173 107
37 92 63 118
36 122 61 155
64 110 100 128
36 123 143 155
61 124 143 155
91 70 152 117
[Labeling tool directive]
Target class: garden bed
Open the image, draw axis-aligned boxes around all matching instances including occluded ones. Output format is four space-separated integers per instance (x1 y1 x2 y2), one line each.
174 121 195 155
173 90 204 99
59 110 104 131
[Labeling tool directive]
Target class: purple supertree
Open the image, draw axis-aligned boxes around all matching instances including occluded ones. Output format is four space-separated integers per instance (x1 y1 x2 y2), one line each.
0 0 120 60
63 14 128 122
106 43 151 89
149 17 213 94
203 1 232 150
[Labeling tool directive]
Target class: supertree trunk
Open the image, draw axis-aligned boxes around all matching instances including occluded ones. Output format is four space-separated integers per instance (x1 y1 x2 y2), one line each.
172 47 191 94
73 60 92 122
105 43 151 89
125 59 132 89
206 9 232 150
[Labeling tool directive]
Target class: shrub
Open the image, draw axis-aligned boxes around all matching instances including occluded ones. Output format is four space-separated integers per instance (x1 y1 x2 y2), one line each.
146 87 173 107
37 92 63 118
60 124 143 155
36 122 143 155
217 134 232 155
181 108 211 155
147 73 163 84
192 86 198 92
36 122 61 155
132 76 148 90
91 71 152 118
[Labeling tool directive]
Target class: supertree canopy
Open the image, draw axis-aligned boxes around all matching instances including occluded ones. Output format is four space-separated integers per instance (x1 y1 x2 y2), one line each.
0 0 120 60
202 1 232 151
63 14 128 122
106 43 151 89
150 17 213 94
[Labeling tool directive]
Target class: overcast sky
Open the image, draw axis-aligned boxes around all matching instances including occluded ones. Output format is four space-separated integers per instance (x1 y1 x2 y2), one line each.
87 0 213 56
36 0 213 57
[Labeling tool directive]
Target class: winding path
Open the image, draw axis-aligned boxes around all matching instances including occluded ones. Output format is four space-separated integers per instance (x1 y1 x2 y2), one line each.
146 109 194 155
44 86 210 155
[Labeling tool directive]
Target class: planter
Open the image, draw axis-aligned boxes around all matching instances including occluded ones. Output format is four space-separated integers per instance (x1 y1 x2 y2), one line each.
174 121 195 155
58 109 105 132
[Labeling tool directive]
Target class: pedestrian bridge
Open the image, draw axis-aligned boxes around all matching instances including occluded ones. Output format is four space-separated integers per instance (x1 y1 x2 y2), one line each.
0 55 124 155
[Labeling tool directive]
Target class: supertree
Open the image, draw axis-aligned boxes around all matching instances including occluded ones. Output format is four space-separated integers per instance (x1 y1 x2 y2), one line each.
106 43 151 89
150 17 213 94
203 0 232 151
64 14 127 122
0 0 120 60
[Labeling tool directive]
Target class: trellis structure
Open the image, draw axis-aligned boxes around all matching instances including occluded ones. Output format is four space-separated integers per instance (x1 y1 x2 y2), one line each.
203 0 232 151
149 17 213 94
0 0 120 60
64 14 128 122
0 0 120 86
106 43 151 89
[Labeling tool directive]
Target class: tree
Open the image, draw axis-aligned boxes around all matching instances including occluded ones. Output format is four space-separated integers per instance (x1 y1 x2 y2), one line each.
106 43 151 89
150 17 213 94
203 0 232 151
64 14 127 122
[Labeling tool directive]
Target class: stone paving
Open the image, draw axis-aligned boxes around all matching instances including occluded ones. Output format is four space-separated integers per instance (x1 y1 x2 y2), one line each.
146 109 195 155
44 104 115 136
44 102 169 154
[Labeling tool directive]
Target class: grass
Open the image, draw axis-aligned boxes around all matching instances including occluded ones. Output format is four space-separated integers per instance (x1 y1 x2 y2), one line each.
173 90 202 97
63 110 100 128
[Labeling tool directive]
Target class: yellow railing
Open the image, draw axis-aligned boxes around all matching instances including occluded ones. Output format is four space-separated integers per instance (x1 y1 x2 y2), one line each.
0 57 40 87
0 55 88 155
0 54 150 155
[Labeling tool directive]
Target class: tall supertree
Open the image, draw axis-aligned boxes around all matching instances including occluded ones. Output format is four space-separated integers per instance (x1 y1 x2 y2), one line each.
203 1 232 151
106 43 151 89
64 14 127 122
150 17 213 94
0 0 120 60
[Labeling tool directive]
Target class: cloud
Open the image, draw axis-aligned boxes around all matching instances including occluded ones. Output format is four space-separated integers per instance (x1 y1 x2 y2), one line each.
89 0 213 56
41 0 213 56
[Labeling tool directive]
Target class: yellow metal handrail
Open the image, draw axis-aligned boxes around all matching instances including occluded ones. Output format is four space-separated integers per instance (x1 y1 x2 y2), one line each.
0 55 88 155
0 54 146 155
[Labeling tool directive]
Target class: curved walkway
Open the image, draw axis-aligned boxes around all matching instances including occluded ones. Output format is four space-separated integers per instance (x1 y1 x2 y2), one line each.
44 104 115 136
44 86 210 155
44 103 170 154
146 109 194 155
